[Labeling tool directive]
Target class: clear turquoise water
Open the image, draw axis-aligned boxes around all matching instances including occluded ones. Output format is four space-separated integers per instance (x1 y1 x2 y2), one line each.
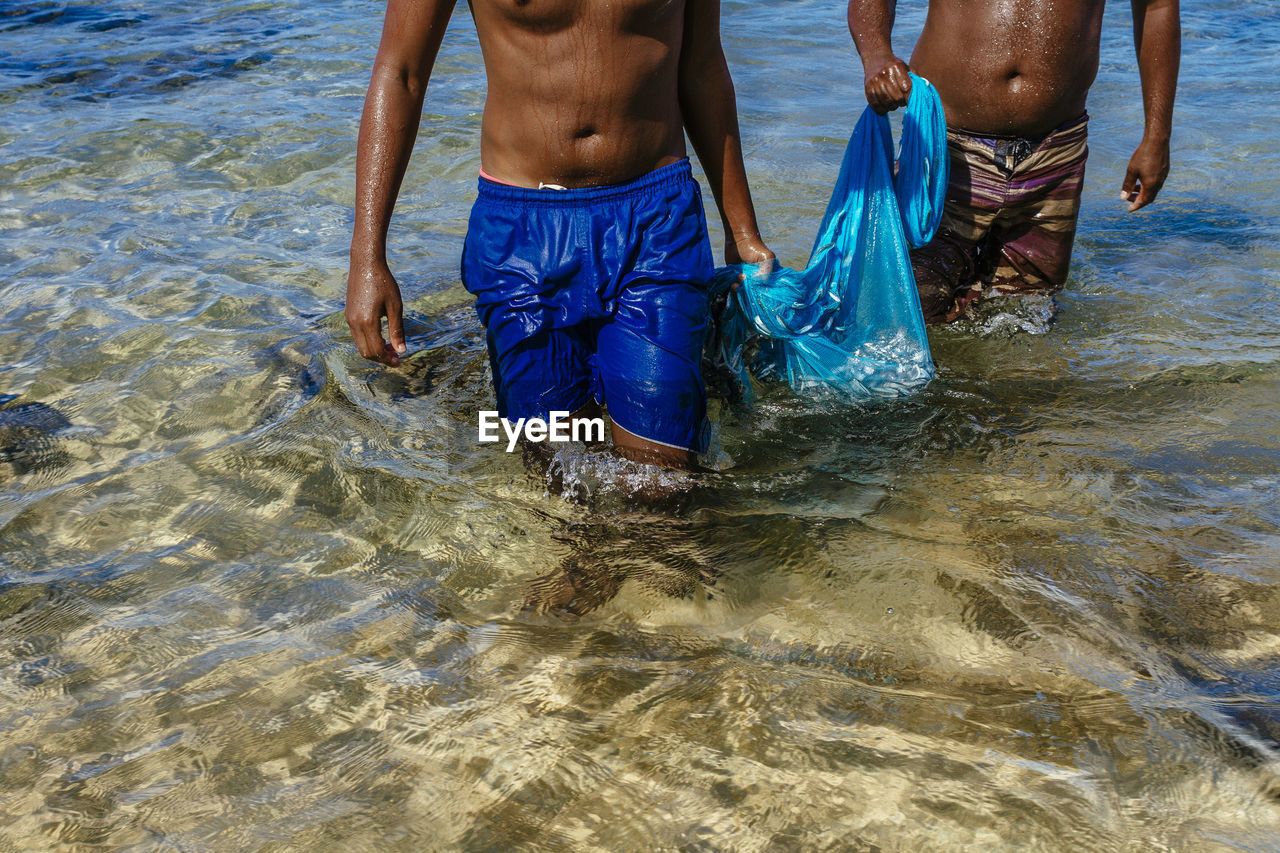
2 1 1279 850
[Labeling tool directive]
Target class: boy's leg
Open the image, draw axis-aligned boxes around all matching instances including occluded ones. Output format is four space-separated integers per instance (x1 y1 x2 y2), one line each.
597 272 711 471
466 162 714 472
594 165 715 471
462 183 596 447
610 422 699 469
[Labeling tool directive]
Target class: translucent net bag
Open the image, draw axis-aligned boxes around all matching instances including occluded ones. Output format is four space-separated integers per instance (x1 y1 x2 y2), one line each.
713 73 947 401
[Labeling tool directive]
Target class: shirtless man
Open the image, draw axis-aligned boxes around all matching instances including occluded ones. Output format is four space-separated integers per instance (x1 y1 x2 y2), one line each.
848 0 1180 322
345 1 773 469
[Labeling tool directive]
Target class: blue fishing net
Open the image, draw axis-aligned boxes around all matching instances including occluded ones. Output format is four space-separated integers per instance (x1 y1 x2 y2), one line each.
713 73 947 401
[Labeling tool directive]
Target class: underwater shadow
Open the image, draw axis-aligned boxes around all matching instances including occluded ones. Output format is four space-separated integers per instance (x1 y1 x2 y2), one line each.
0 396 72 479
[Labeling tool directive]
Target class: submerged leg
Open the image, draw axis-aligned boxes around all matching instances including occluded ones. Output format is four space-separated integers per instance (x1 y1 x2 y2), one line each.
521 401 607 491
521 551 623 622
910 235 983 324
521 515 717 621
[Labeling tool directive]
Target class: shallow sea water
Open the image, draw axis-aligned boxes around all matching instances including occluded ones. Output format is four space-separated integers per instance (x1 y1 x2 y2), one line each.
2 1 1280 850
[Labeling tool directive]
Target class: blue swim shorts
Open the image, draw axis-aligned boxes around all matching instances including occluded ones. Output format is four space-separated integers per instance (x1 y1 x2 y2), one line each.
461 158 715 453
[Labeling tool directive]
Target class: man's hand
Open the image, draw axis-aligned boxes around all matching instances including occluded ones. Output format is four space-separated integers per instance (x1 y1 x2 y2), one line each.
345 257 407 365
863 55 912 114
1121 137 1170 211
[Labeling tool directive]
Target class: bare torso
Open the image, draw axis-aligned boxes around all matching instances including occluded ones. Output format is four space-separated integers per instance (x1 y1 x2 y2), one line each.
469 0 687 188
910 0 1107 136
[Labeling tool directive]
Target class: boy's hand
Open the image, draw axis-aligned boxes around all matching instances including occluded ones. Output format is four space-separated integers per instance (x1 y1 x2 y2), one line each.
726 234 776 271
725 235 776 290
345 257 407 366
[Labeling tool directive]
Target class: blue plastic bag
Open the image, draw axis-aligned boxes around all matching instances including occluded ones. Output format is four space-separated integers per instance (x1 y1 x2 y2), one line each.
713 73 947 401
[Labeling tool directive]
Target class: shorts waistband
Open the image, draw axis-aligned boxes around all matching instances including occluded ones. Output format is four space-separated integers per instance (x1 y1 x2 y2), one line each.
476 158 694 208
950 112 1089 149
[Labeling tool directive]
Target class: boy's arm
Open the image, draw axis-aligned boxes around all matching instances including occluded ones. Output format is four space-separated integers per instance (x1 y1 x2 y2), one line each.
1123 0 1179 211
346 0 458 365
848 0 911 113
678 0 773 267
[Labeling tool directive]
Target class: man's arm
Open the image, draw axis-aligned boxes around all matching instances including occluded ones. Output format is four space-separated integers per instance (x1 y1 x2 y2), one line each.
847 0 911 113
678 0 772 267
346 0 458 365
1122 0 1180 211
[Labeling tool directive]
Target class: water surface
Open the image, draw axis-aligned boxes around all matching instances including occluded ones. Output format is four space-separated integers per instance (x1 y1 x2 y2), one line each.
2 1 1280 849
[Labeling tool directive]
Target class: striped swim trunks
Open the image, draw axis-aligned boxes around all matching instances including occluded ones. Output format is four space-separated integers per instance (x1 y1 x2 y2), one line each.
910 114 1089 322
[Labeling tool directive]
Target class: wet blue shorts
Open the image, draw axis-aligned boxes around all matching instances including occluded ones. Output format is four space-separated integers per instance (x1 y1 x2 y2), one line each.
461 159 715 452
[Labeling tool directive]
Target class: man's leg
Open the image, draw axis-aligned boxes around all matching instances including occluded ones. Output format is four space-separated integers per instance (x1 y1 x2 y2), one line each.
986 117 1089 295
911 234 984 323
909 131 1003 323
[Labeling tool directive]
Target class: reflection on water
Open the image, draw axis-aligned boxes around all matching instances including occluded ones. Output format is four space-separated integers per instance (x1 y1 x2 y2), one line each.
3 0 1280 849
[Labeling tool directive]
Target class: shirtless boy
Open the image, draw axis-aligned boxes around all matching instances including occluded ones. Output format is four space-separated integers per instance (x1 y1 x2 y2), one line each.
848 0 1180 322
344 1 773 469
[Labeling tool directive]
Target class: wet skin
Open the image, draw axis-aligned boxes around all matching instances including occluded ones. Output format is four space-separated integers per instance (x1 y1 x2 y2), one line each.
345 0 773 469
848 0 1180 211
